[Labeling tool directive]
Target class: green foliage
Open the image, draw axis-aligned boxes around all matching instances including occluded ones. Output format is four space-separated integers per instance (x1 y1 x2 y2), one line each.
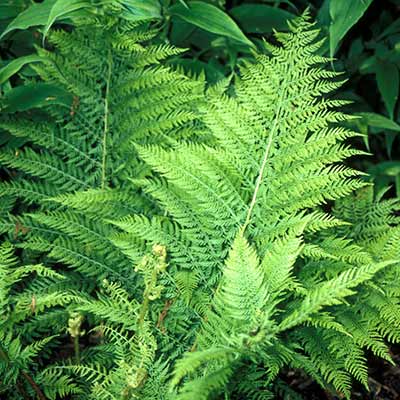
0 10 203 286
0 242 79 399
112 13 399 399
0 4 399 400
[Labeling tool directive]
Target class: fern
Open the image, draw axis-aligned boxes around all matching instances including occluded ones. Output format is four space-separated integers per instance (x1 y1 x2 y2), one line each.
0 12 204 286
114 16 366 300
109 13 400 399
0 242 78 399
0 9 205 399
41 246 169 400
0 8 399 400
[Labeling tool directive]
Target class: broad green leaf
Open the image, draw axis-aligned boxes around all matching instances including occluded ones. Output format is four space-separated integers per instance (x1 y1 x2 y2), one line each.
378 18 400 41
359 55 377 74
348 37 364 59
317 0 330 27
119 0 162 21
315 0 331 55
376 60 399 119
174 59 225 83
0 131 27 148
0 3 26 20
169 1 253 47
0 83 73 112
369 161 400 177
0 0 57 39
169 18 197 45
385 132 397 158
178 0 189 8
369 162 400 197
329 0 373 57
0 55 45 85
273 0 298 11
358 112 400 131
230 4 295 34
42 0 92 41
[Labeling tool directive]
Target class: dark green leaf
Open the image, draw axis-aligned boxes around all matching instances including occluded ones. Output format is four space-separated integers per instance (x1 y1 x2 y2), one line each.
43 0 93 41
329 0 373 57
376 60 399 119
348 37 364 59
359 55 377 74
230 4 295 34
173 58 225 83
169 19 197 46
385 131 397 157
0 3 26 20
369 161 400 177
0 0 57 39
0 55 45 85
119 0 162 21
317 0 330 27
358 112 400 131
0 83 73 112
378 18 400 40
169 1 253 47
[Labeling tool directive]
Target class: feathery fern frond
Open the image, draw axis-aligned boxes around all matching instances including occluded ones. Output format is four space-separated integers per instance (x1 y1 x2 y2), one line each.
107 13 400 399
0 242 76 398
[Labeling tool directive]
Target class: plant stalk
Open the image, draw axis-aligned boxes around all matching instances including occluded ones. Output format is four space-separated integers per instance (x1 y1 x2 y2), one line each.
242 75 289 231
73 335 80 364
101 50 113 189
0 342 47 400
20 370 47 400
138 267 159 328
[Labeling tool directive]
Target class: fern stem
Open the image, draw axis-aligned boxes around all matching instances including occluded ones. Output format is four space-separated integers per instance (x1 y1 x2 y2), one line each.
20 370 47 400
242 79 288 231
138 267 158 328
1 342 47 400
0 343 9 363
15 380 30 400
0 344 27 399
138 292 150 328
101 50 113 189
73 335 80 364
242 129 275 230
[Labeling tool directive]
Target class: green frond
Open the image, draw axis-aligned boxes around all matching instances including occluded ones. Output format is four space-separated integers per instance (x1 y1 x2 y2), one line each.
77 280 140 330
174 271 200 305
171 347 234 388
279 259 396 331
37 368 84 400
294 327 352 398
215 233 266 324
